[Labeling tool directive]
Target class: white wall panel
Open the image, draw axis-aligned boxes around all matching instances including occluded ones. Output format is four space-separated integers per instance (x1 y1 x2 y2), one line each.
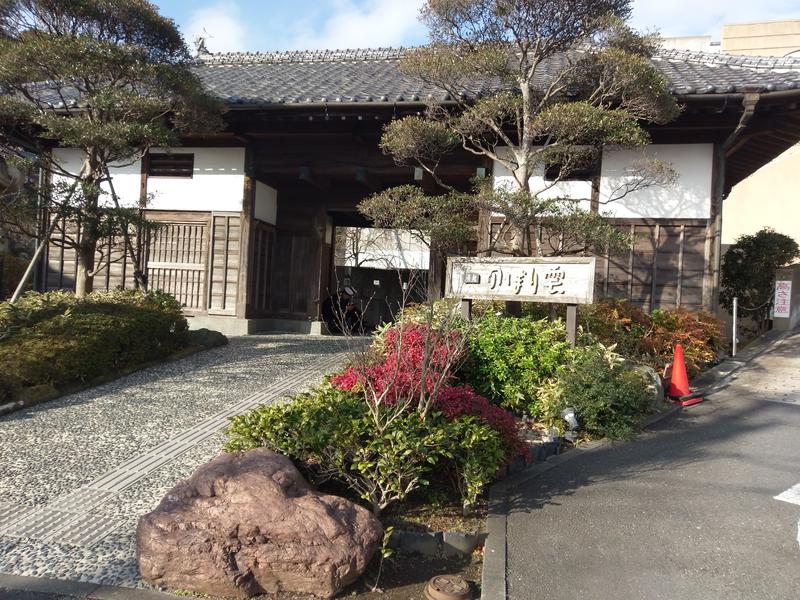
52 148 141 208
492 147 592 211
254 181 277 224
146 147 245 212
491 144 714 220
599 144 713 219
54 147 247 213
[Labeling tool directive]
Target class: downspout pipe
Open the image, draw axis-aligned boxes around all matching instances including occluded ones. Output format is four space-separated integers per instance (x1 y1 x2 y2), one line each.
708 92 761 312
722 92 761 153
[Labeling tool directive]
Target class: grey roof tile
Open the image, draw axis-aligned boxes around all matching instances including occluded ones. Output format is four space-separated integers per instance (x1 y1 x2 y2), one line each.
193 47 800 106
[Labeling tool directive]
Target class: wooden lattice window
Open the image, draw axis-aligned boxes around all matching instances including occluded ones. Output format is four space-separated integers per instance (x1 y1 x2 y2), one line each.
544 160 599 182
147 153 194 178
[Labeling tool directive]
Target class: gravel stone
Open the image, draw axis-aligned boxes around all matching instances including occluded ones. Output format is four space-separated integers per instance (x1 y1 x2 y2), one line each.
0 334 346 589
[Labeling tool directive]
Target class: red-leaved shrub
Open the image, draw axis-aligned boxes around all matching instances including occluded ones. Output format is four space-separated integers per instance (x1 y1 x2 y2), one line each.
332 322 462 406
435 385 526 460
331 322 524 460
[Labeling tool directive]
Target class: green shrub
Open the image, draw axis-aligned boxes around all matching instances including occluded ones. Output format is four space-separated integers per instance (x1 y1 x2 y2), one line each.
544 346 654 440
720 228 800 325
443 414 505 509
226 382 505 514
0 289 185 339
0 290 78 341
0 289 188 389
460 312 574 414
398 298 464 326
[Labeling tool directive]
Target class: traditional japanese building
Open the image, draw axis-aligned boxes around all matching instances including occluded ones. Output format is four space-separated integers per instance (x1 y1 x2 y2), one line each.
40 48 800 335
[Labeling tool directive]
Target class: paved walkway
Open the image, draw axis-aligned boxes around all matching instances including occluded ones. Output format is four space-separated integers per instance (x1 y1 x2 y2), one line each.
503 330 800 599
0 335 345 588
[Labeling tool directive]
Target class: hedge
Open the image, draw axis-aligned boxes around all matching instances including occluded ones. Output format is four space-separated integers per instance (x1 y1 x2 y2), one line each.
0 289 189 401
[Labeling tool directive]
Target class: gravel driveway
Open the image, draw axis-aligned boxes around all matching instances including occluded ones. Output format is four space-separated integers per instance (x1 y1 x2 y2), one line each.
0 334 346 588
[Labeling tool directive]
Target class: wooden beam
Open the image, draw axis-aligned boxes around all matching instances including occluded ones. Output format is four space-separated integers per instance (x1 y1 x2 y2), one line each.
237 147 256 319
702 143 724 313
651 223 660 313
726 129 775 157
299 166 331 191
355 167 382 191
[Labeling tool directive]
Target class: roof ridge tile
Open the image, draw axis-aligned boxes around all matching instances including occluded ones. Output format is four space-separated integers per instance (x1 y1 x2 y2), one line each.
197 47 414 65
655 48 800 70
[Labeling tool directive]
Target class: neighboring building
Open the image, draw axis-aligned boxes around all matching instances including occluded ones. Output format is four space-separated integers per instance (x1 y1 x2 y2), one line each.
722 145 800 246
38 48 800 334
722 20 800 57
721 22 800 247
663 21 800 248
659 36 720 53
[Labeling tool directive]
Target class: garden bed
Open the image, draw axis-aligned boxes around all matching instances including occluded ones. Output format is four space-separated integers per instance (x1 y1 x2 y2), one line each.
212 298 721 597
384 497 488 533
0 290 227 414
0 328 226 416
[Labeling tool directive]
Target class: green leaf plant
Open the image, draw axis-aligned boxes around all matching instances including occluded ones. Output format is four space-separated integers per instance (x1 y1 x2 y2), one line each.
0 0 223 297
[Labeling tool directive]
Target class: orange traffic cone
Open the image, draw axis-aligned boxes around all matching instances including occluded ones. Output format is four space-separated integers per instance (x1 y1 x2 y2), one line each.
667 344 704 407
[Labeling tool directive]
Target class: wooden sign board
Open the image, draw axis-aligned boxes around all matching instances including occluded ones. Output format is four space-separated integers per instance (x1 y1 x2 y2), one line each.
445 256 596 304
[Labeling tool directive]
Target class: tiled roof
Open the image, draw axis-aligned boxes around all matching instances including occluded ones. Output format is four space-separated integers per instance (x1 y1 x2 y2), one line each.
193 47 800 107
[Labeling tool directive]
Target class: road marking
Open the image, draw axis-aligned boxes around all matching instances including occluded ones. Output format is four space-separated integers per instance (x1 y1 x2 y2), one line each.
775 483 800 506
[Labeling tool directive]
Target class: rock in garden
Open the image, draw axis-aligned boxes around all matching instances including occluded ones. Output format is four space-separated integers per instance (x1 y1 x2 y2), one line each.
137 449 383 598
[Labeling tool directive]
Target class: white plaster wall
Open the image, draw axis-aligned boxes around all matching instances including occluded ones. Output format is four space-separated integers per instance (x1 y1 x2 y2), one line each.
255 181 277 224
599 144 713 219
52 147 247 212
51 147 84 194
52 148 142 208
491 144 714 220
104 159 142 206
492 147 592 211
146 147 245 212
336 227 430 270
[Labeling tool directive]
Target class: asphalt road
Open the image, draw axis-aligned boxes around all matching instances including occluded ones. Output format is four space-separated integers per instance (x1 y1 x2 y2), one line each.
0 591 72 600
506 333 800 600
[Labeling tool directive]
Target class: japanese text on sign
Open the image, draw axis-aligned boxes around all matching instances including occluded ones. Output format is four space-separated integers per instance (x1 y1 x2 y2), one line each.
446 257 596 304
774 280 792 318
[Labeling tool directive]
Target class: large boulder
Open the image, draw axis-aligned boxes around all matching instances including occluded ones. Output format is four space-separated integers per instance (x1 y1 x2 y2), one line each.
137 449 383 598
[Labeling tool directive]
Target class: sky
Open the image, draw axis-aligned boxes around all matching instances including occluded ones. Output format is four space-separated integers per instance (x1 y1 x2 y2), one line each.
152 0 800 54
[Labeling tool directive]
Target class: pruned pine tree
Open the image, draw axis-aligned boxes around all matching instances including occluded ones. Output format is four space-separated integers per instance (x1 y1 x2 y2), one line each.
0 0 223 298
361 0 680 260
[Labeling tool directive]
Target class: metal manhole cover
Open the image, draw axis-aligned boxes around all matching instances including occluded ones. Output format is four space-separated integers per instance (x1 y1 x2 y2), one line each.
424 574 471 600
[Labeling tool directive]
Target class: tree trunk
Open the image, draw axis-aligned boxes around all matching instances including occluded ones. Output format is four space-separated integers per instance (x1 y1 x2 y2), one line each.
427 241 446 301
74 239 96 297
76 159 102 298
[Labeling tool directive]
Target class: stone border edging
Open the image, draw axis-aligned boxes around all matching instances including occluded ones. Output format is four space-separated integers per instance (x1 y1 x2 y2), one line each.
0 573 180 599
389 530 488 558
479 327 796 600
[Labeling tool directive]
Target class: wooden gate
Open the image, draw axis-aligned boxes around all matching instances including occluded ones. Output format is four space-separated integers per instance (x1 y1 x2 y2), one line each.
146 221 208 312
